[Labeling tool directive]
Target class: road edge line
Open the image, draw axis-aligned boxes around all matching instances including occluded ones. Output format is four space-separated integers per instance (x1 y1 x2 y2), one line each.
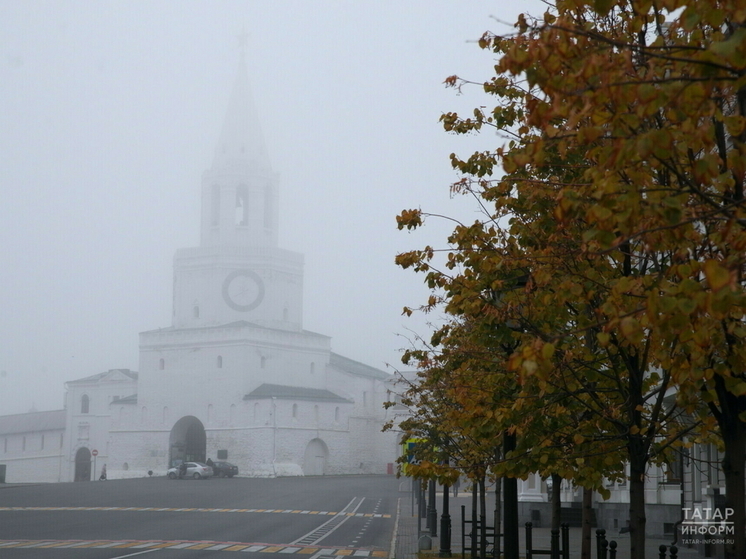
389 497 401 559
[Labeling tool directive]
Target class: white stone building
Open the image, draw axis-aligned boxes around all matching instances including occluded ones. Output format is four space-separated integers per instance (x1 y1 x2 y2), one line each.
0 54 398 483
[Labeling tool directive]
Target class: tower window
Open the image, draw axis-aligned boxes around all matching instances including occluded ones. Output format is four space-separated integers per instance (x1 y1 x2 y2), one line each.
260 356 266 369
193 305 200 318
292 403 298 419
217 355 223 368
236 186 248 225
81 394 90 414
159 358 165 371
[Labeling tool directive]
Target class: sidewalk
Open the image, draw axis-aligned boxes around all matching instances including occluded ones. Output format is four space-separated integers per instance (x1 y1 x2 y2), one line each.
393 489 703 559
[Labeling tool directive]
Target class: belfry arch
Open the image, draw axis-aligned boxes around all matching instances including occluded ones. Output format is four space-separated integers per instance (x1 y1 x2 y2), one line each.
169 416 206 467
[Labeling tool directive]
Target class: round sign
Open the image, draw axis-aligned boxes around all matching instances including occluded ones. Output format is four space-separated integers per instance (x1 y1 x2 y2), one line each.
92 450 99 456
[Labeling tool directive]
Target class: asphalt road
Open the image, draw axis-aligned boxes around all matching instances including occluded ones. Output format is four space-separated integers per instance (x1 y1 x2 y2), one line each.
0 474 401 558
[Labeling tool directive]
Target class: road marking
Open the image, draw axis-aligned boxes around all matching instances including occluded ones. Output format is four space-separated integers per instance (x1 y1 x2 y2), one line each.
0 506 389 518
113 550 160 558
0 539 389 555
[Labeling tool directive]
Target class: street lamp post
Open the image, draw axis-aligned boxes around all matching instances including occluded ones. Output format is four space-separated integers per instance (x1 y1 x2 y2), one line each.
428 479 438 537
439 479 452 557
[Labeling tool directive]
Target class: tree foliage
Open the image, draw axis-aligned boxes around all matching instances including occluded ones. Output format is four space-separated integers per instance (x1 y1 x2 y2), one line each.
395 2 746 558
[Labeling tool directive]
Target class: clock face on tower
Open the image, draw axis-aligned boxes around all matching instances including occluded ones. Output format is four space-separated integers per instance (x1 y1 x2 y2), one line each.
221 269 265 312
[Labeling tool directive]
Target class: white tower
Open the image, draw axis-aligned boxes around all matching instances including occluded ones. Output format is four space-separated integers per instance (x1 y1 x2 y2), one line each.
171 51 304 332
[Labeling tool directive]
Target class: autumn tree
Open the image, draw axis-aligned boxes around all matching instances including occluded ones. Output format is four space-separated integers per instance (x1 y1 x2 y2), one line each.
397 1 746 558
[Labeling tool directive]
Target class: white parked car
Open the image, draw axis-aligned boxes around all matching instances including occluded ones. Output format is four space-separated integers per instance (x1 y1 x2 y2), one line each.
167 462 213 480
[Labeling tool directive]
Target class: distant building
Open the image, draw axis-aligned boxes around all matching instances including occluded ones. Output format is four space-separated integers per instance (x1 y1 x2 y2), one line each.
0 52 398 483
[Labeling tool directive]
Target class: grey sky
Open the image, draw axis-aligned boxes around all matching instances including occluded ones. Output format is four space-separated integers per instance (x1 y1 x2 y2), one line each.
0 1 545 415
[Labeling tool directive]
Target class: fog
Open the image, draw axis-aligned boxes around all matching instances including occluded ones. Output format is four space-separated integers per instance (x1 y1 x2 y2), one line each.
0 1 543 416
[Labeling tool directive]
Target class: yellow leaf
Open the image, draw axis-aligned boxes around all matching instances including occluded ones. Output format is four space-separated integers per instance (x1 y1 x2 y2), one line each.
620 316 644 344
703 260 731 292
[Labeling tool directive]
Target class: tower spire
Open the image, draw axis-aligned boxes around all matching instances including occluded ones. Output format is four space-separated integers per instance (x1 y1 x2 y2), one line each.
211 33 271 175
237 28 249 61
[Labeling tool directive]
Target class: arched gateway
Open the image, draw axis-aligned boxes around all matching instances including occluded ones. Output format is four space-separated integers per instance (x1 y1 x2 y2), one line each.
74 447 91 481
169 416 206 467
303 438 329 476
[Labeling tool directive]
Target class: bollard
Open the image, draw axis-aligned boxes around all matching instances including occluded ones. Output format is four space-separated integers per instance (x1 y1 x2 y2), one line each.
550 529 560 559
596 529 607 559
659 544 667 559
419 535 433 551
669 546 678 558
609 541 617 559
561 524 569 559
525 522 533 559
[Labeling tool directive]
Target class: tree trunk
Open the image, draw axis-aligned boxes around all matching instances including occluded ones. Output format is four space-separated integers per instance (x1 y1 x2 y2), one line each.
479 476 487 559
721 418 746 559
471 482 478 559
551 473 562 531
494 479 501 559
581 487 592 559
503 433 519 559
628 439 647 559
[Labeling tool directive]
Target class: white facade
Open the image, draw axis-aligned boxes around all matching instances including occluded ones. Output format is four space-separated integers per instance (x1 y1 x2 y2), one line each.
0 53 398 483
